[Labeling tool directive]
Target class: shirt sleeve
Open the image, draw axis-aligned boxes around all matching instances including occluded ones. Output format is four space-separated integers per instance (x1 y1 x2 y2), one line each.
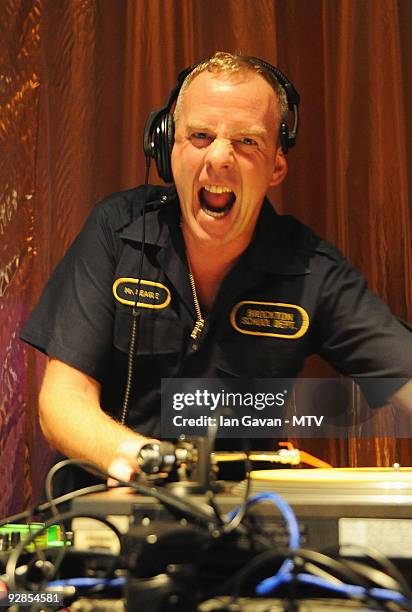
20 203 119 383
314 250 412 406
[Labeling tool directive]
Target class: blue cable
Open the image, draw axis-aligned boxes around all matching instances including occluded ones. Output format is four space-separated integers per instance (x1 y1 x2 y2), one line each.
227 492 409 606
291 573 364 598
369 587 409 604
227 491 300 589
256 568 409 605
47 577 126 588
227 492 300 550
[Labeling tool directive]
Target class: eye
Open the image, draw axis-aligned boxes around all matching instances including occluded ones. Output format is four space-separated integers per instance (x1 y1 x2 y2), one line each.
234 136 260 152
189 132 213 148
240 137 258 146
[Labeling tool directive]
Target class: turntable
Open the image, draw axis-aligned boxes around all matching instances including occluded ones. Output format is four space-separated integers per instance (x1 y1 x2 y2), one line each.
72 466 412 561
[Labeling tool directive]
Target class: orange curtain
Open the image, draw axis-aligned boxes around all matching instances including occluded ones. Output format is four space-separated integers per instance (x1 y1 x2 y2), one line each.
1 0 411 517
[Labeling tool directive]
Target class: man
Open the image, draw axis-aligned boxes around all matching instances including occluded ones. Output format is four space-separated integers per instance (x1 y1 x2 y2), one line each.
21 52 412 489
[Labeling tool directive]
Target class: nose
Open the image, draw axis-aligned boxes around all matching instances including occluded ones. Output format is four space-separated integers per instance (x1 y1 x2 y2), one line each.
204 137 234 171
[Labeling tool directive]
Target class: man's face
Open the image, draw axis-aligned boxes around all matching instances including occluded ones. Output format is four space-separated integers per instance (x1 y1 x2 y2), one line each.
171 71 287 248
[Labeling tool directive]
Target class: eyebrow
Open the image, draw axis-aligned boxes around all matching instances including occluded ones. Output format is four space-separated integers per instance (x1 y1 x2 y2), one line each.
185 122 212 133
237 126 268 141
185 122 268 142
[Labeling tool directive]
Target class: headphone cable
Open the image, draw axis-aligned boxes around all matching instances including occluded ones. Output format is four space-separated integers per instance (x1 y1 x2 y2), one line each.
119 156 151 425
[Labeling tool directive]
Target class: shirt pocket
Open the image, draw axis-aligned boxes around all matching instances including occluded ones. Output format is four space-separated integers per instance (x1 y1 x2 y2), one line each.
214 334 308 379
113 307 183 356
212 339 278 378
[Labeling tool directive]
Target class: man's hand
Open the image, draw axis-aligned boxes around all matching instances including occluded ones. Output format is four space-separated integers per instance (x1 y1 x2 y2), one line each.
39 358 159 480
107 439 157 482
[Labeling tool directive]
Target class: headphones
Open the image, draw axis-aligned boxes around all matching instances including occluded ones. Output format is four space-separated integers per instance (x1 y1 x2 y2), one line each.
143 56 300 184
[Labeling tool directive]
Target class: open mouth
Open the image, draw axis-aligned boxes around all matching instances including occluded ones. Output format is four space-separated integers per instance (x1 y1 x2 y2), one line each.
199 185 236 218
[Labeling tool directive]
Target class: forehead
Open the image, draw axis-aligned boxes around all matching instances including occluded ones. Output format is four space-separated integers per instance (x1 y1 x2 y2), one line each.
178 71 279 132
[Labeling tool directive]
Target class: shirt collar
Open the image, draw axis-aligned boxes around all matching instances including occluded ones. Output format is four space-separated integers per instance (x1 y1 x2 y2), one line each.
119 188 180 248
245 199 312 275
120 191 312 275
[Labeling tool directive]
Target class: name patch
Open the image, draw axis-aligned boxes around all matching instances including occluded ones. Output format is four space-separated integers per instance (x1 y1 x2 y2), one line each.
113 277 171 309
230 301 309 339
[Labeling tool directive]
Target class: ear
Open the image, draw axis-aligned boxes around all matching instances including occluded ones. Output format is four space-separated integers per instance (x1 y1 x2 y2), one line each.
269 148 288 187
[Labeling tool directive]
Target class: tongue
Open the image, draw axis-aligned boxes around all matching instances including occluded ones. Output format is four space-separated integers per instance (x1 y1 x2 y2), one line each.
201 189 234 210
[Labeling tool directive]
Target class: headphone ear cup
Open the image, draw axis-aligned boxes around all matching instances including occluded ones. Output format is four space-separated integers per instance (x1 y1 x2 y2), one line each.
163 113 175 183
279 121 289 154
153 113 174 184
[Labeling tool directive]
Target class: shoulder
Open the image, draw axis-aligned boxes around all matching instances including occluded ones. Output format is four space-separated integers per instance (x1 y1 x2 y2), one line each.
61 184 176 265
259 202 351 277
90 184 176 232
270 216 370 307
275 213 346 265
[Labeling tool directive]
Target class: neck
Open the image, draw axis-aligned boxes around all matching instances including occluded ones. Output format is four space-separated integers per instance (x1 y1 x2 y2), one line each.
182 228 251 311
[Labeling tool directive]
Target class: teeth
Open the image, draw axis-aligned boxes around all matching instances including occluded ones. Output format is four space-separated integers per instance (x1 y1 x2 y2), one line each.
204 209 227 218
200 185 236 219
204 185 232 194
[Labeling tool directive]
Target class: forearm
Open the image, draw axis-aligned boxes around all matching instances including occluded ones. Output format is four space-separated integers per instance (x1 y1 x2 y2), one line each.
39 359 157 478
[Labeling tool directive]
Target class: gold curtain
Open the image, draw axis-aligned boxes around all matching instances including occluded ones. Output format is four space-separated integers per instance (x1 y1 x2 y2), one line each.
1 0 411 517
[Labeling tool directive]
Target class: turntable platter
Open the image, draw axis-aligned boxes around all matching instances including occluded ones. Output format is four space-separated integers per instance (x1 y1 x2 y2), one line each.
251 467 412 484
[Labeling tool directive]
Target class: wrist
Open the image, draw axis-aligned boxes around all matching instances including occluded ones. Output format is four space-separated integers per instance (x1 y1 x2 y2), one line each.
107 437 160 481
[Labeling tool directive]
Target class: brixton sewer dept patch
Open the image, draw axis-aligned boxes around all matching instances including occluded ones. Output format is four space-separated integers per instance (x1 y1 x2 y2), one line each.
113 277 171 309
230 301 309 339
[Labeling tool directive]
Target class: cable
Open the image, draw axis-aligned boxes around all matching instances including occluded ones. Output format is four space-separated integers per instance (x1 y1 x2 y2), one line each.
230 545 374 605
5 511 122 592
47 576 125 589
10 461 96 571
339 544 412 601
203 409 229 526
220 453 253 534
230 548 287 599
293 548 370 589
227 492 300 550
45 575 126 606
43 459 107 581
223 451 252 532
252 546 412 609
126 478 217 529
292 549 386 610
47 458 218 530
119 156 151 425
301 573 409 605
204 407 253 530
225 491 300 602
0 483 112 527
4 456 218 539
32 458 114 581
257 569 411 607
0 460 111 592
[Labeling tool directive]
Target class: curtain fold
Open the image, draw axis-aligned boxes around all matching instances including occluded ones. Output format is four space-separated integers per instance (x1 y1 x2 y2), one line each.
1 0 411 516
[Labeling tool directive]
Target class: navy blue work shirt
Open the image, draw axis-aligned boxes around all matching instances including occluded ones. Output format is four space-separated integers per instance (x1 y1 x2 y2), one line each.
21 185 412 438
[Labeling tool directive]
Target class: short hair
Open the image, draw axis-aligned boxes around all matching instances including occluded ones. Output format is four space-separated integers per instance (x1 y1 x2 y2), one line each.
173 51 289 129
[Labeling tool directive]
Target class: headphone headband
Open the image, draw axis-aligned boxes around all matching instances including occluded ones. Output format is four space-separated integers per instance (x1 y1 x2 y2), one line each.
143 56 300 183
